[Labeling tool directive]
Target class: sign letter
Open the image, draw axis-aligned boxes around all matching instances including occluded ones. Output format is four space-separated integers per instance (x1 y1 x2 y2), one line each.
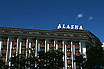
63 24 65 29
79 26 83 30
57 24 61 29
75 25 79 30
71 25 74 29
67 25 70 29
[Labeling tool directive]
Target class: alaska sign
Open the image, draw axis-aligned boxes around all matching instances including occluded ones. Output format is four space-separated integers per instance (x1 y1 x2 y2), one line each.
57 24 83 30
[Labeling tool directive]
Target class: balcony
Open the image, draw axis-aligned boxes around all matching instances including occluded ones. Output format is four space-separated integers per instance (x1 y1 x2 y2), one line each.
75 51 80 56
58 43 63 48
2 51 6 57
67 67 72 69
67 59 72 65
0 57 6 61
2 40 7 45
12 41 17 46
66 51 71 57
21 42 26 46
75 45 80 49
40 42 45 47
11 49 16 54
66 44 71 48
31 50 35 54
21 50 26 54
49 43 54 47
31 42 36 48
1 48 6 52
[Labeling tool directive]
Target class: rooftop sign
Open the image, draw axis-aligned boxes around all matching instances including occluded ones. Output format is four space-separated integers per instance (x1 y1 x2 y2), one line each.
57 24 83 30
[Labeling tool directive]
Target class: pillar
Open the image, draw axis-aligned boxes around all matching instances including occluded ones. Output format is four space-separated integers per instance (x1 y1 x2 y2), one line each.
64 41 67 69
6 37 10 62
79 41 82 54
26 38 29 57
45 39 47 53
71 41 74 69
17 38 20 55
35 39 38 57
0 38 2 56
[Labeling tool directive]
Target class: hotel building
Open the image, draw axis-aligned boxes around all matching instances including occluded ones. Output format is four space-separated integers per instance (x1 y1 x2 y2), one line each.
0 27 102 69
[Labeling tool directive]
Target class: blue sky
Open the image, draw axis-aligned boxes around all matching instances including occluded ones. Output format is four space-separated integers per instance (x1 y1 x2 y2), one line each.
0 0 104 42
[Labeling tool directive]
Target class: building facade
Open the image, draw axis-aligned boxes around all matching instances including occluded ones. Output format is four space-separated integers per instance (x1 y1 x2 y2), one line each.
0 27 102 69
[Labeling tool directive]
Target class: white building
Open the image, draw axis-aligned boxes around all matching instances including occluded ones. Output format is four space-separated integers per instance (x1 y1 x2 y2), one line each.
0 27 102 69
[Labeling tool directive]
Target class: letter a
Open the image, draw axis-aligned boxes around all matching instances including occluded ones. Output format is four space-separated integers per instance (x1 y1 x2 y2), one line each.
57 24 61 29
79 26 83 30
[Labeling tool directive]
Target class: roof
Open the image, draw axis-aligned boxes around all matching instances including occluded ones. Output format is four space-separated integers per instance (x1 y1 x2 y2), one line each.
0 27 102 46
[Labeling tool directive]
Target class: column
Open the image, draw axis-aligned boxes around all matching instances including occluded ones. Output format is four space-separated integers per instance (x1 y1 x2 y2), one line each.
64 41 67 69
26 38 29 57
17 38 20 55
62 41 65 62
82 42 86 58
9 39 12 66
47 40 49 51
29 39 31 54
38 40 40 52
54 40 56 49
56 40 58 49
9 40 12 59
6 37 10 62
71 41 74 69
45 39 47 53
79 41 82 54
35 39 38 57
19 40 22 54
0 38 2 56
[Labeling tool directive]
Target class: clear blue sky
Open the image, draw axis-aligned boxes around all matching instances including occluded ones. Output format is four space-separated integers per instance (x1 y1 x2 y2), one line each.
0 0 104 42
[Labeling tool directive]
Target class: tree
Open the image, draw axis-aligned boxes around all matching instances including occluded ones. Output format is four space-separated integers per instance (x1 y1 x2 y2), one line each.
8 48 64 69
84 46 104 69
0 58 5 69
0 58 9 69
74 55 86 69
9 51 38 69
74 46 104 69
37 49 64 69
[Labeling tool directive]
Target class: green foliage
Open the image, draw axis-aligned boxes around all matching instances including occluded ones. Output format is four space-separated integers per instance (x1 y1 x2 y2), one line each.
0 59 5 69
74 55 86 68
75 46 104 69
9 48 64 69
38 49 64 69
0 58 9 69
84 46 104 68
